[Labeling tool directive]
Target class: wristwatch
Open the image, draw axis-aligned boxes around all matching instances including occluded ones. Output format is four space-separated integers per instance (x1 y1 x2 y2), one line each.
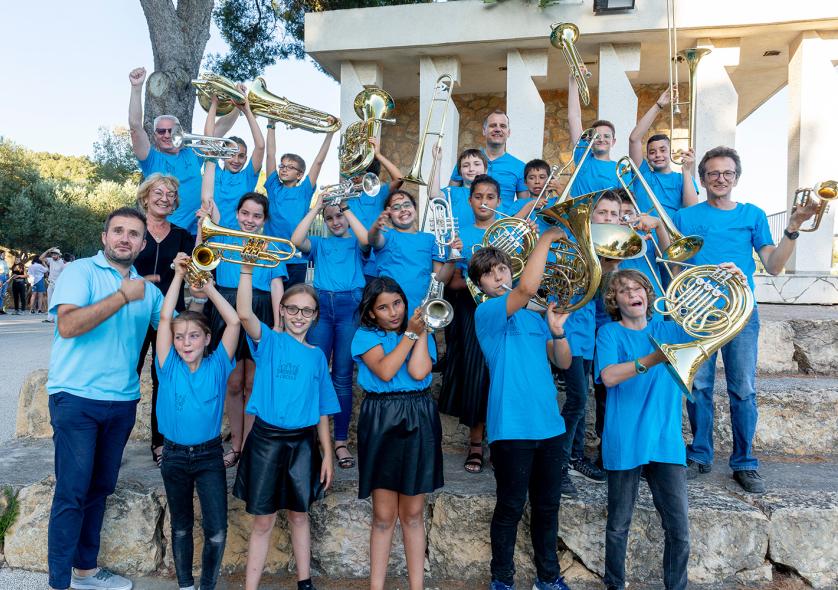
784 228 800 241
634 359 648 374
404 331 420 341
552 331 566 340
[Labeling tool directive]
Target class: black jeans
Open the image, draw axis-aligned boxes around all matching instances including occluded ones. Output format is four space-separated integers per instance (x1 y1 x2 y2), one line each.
605 462 690 590
489 434 564 585
137 326 163 450
559 356 591 462
12 279 26 311
160 437 228 590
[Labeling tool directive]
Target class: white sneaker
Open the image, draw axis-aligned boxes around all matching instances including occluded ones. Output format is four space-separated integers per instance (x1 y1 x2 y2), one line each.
71 568 132 590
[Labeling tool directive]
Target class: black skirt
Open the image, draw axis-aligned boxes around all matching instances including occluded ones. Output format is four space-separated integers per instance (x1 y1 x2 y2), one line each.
357 389 444 499
208 286 273 361
438 287 490 427
233 417 323 514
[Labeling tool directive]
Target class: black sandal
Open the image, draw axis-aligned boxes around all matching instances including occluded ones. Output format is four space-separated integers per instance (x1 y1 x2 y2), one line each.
334 444 356 469
464 442 484 474
151 446 163 468
223 449 241 469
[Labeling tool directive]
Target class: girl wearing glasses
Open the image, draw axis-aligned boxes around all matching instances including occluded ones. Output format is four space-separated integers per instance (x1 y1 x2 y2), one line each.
235 272 340 590
291 192 369 470
351 276 443 590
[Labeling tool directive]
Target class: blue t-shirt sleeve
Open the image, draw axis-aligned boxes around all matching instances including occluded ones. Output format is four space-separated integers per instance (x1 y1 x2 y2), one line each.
450 162 462 183
156 346 179 376
209 344 236 389
752 207 774 251
515 170 527 193
247 321 274 358
137 147 160 176
301 175 315 198
373 229 391 253
50 261 92 310
245 159 259 191
351 328 381 362
594 325 619 384
474 294 507 344
270 262 288 281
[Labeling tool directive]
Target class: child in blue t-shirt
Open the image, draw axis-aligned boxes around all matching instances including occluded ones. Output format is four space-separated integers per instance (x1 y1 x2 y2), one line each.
291 191 369 472
350 276 442 590
594 268 693 590
156 253 239 590
234 272 340 590
429 147 488 227
469 227 572 590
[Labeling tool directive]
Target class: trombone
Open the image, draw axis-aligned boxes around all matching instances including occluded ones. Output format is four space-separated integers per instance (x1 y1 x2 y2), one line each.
403 74 454 186
248 77 341 134
550 23 591 106
792 181 837 232
666 0 710 165
172 126 241 160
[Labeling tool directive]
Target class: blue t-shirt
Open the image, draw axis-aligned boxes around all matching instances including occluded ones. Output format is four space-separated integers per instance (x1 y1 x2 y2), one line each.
351 327 437 392
246 324 340 428
155 345 235 445
213 235 288 291
633 160 700 219
474 293 566 443
571 142 618 197
443 185 475 229
308 235 365 292
374 230 442 313
138 147 203 234
214 159 259 228
47 252 164 401
348 184 390 276
264 173 315 244
620 250 665 299
672 201 773 293
594 320 690 470
457 223 490 272
564 300 596 360
450 150 527 203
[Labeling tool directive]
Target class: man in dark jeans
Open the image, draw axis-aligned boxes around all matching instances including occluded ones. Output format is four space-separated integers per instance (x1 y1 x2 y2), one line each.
47 207 162 590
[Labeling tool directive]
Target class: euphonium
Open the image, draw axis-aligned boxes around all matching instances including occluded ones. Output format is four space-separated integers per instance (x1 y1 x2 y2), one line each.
192 72 245 116
248 77 341 133
403 74 454 186
650 262 754 400
420 273 454 332
792 180 837 232
317 173 381 207
550 22 592 106
192 217 297 273
171 126 241 160
339 87 396 177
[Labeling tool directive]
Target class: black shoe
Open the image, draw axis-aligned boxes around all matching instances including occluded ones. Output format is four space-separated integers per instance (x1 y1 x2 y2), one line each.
568 457 606 483
686 460 712 480
560 468 578 498
733 470 765 494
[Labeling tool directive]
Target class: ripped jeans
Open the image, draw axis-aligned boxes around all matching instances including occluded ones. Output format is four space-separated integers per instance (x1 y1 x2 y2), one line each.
161 436 228 590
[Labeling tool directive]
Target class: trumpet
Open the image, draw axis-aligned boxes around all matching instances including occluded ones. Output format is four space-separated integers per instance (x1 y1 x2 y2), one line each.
248 77 341 133
550 22 591 106
192 217 297 274
172 126 240 160
317 173 381 207
403 74 454 186
192 72 245 116
420 273 454 332
792 181 837 232
339 87 396 177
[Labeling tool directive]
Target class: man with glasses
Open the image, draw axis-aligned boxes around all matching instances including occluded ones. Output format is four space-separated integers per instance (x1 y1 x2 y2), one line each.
128 67 239 236
670 146 818 493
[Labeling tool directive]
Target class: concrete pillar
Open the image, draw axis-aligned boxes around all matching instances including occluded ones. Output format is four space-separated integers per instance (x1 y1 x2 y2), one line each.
339 61 384 134
505 49 547 162
785 31 838 273
692 38 740 193
597 43 640 158
416 57 461 213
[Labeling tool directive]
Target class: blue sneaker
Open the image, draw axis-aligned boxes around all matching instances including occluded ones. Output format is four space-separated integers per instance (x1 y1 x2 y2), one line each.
490 580 516 590
532 575 571 590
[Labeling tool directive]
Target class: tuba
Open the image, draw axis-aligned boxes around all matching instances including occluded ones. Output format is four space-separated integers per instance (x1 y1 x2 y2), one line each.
420 273 454 332
192 73 245 116
192 217 297 276
248 77 341 133
791 181 837 232
550 22 592 106
339 87 396 177
403 74 454 186
317 173 381 207
650 262 754 400
172 126 241 160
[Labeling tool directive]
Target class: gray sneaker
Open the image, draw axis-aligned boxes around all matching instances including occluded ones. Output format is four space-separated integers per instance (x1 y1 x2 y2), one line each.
733 470 766 494
71 568 132 590
686 460 712 480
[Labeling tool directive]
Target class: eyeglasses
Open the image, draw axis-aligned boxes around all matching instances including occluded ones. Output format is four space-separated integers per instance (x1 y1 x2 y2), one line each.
389 202 414 212
151 188 176 200
155 128 174 136
596 134 614 140
283 305 317 318
705 170 737 181
279 164 301 172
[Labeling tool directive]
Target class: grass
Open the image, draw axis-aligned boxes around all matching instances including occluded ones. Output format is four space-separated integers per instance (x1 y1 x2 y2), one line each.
0 487 19 548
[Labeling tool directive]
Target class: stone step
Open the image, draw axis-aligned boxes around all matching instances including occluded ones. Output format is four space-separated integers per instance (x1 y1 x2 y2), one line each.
756 304 838 375
1 439 835 588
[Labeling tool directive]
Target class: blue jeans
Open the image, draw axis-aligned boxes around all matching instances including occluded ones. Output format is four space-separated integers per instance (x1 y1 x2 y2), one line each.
161 437 227 590
0 274 8 309
308 288 362 441
48 392 137 590
605 462 689 590
559 356 591 462
687 308 760 471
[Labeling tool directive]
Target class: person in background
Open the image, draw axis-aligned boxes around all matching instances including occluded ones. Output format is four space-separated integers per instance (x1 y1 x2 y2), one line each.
0 250 9 315
10 256 27 314
28 257 48 314
40 248 67 323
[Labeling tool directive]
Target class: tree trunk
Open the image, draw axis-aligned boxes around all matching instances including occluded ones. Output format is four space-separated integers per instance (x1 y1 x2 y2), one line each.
138 0 214 133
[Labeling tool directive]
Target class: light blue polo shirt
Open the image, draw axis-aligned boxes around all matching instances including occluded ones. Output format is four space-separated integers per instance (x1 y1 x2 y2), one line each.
571 142 618 197
450 150 527 203
308 235 366 292
47 252 164 401
247 324 340 429
214 159 259 228
348 184 390 276
672 201 773 293
351 327 437 393
138 147 203 234
474 293 566 443
633 160 698 219
156 344 235 445
213 234 288 292
595 320 690 470
374 230 442 313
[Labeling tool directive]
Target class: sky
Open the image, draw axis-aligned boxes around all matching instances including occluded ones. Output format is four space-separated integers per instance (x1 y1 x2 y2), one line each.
0 0 789 217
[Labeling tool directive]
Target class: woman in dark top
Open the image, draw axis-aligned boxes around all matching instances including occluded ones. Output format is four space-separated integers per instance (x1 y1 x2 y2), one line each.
10 257 27 313
134 173 196 465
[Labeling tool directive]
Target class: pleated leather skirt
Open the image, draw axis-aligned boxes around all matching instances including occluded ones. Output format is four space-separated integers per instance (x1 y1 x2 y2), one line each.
233 417 323 514
209 286 273 361
357 389 444 499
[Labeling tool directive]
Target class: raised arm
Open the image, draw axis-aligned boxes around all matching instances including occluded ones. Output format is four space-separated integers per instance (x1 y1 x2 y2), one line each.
214 105 240 138
545 303 572 370
343 207 369 248
39 248 55 264
290 192 323 253
200 156 217 217
370 137 404 192
629 87 670 166
270 276 284 332
308 131 335 186
236 264 262 340
759 197 819 275
567 72 584 146
679 148 699 208
156 253 188 365
237 84 265 174
57 277 147 339
128 67 151 161
360 309 427 381
266 125 277 177
507 225 565 317
366 208 390 249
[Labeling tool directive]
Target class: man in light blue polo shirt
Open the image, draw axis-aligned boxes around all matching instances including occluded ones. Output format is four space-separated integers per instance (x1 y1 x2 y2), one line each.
449 109 529 212
128 67 238 235
46 207 163 590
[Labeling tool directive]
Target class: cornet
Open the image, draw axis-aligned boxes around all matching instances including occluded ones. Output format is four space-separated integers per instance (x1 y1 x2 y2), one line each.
550 23 591 106
427 191 461 259
792 181 837 232
420 273 454 332
172 126 240 160
317 173 381 207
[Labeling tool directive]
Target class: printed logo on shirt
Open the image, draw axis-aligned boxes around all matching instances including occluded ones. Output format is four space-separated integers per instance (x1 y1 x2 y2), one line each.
693 224 709 236
276 362 300 381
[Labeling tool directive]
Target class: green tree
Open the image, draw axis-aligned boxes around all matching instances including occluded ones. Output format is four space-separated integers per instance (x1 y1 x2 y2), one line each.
92 126 141 184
